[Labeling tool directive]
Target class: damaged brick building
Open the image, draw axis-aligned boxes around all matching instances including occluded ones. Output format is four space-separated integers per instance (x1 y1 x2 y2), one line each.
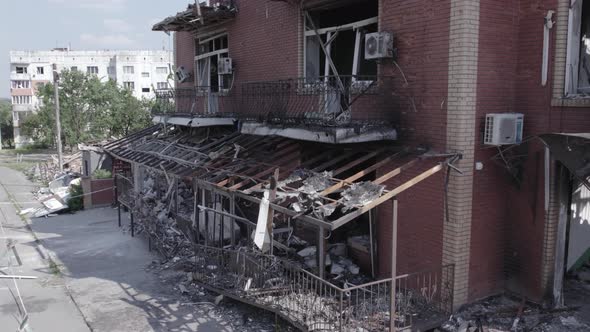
104 0 590 331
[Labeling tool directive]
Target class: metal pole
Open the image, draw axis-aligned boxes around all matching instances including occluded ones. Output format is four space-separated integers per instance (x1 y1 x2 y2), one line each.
52 64 63 172
318 225 326 280
369 209 375 278
390 199 398 332
130 212 135 237
115 177 121 227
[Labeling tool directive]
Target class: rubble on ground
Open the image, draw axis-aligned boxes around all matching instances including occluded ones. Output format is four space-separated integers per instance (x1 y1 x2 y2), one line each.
439 295 589 332
25 152 82 184
145 258 296 332
21 171 82 217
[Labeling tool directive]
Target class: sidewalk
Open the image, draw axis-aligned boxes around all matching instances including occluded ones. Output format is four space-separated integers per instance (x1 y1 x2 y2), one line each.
0 166 90 332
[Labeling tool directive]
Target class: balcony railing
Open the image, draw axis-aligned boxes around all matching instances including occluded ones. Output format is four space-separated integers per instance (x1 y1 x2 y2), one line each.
153 87 235 117
238 75 395 127
153 76 396 127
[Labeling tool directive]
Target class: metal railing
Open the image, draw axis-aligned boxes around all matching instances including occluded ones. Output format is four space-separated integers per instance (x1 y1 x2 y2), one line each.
153 87 235 117
115 174 134 208
238 76 396 127
191 244 454 331
153 76 396 127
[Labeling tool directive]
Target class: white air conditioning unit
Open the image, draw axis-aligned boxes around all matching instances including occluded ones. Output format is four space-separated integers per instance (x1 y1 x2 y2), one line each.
365 32 393 60
484 113 524 146
218 57 233 75
175 66 191 83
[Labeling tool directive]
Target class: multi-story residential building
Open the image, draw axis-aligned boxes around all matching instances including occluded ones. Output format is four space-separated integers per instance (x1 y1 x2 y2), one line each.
104 0 590 330
9 49 173 148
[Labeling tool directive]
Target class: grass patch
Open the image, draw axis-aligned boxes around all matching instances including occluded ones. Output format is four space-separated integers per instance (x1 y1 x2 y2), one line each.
2 161 37 173
48 259 62 276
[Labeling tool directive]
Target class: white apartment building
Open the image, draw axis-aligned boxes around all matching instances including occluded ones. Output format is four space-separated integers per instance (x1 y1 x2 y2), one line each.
9 49 173 148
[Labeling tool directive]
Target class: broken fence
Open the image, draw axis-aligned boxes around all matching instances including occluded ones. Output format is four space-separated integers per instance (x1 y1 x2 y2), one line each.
115 173 454 331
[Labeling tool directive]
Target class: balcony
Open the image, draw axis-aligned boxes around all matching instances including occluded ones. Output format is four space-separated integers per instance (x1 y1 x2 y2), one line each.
12 104 34 112
152 87 236 127
10 73 31 81
153 76 397 143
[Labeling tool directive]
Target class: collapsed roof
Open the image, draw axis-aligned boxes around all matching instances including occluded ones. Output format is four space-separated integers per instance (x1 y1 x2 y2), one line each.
152 2 237 33
105 125 454 230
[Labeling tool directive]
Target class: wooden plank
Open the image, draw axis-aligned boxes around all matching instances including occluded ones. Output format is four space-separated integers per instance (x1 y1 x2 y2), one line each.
229 145 301 191
331 149 388 177
373 157 420 185
319 152 405 196
311 150 358 172
330 163 444 230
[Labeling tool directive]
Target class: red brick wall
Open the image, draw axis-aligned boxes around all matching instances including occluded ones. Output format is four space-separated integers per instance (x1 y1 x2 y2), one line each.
175 31 196 88
469 0 521 301
376 0 451 278
90 178 115 207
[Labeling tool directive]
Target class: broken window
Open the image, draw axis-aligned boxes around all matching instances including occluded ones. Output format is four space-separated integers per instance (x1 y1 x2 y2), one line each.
304 2 378 82
15 66 27 74
123 81 135 90
566 0 590 95
123 66 135 74
195 34 230 93
87 66 99 75
36 66 44 75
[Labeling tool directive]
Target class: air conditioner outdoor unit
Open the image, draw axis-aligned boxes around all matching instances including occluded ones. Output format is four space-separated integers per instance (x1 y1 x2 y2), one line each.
484 113 524 146
365 32 393 60
218 57 233 75
175 66 191 83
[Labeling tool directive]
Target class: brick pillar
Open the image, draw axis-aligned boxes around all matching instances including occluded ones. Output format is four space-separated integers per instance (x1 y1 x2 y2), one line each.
443 0 480 309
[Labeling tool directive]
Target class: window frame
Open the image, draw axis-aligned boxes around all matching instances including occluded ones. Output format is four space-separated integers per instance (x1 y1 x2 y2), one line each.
123 81 135 90
123 66 135 74
303 16 378 83
87 66 99 75
12 95 32 105
156 67 168 75
11 80 30 89
156 82 168 90
15 66 27 74
36 66 44 75
195 33 230 93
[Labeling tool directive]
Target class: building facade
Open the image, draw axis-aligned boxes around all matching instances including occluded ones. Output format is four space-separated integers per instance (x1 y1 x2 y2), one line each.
9 49 173 148
104 0 590 330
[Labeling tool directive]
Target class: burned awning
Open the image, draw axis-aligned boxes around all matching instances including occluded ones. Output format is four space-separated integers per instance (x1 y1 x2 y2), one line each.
539 133 590 187
105 125 454 231
152 2 237 33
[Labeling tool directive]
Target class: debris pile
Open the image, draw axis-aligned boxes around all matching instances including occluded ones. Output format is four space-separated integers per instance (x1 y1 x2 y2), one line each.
440 295 590 332
20 171 82 217
25 152 82 184
135 170 193 259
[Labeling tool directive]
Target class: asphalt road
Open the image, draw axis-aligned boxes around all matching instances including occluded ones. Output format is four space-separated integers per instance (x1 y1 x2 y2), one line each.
0 165 236 331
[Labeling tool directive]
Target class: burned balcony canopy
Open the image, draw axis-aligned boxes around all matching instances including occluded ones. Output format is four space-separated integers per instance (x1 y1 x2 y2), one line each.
152 1 237 33
105 125 454 231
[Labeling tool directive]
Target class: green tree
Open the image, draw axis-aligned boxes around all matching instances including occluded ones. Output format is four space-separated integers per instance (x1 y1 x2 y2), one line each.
21 69 153 149
0 99 14 148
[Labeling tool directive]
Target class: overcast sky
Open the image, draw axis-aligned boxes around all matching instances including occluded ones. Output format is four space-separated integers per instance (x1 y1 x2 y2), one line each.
1 0 193 98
